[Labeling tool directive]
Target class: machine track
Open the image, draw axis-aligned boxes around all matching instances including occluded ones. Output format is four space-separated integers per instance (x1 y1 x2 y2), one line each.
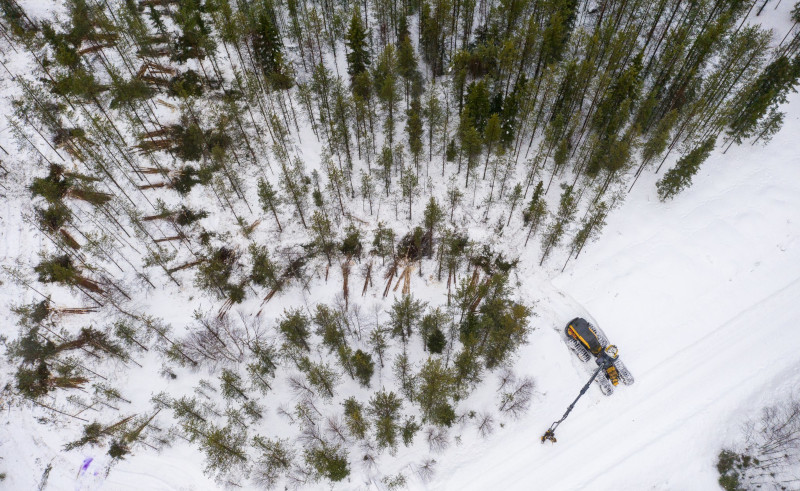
566 335 592 362
615 361 635 385
564 318 633 395
596 372 614 396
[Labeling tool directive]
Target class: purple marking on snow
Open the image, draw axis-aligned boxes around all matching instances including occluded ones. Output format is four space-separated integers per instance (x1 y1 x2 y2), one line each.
80 457 93 473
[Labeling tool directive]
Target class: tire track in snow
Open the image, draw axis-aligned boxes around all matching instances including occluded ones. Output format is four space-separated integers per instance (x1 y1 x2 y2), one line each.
520 277 800 490
437 277 800 490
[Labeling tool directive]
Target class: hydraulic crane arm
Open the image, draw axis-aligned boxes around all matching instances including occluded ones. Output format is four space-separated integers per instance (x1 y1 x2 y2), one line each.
541 346 618 444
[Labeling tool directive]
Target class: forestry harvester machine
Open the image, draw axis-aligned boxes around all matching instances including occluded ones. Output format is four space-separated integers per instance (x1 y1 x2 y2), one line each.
541 317 634 443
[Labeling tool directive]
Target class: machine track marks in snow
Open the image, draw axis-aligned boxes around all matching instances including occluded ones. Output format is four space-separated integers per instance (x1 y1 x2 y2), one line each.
564 317 634 395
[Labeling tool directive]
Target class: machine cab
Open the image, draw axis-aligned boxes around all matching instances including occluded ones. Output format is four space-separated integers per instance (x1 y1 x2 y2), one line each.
565 317 603 356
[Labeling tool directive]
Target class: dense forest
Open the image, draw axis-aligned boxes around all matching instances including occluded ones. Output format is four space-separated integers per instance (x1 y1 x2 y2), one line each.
1 0 799 487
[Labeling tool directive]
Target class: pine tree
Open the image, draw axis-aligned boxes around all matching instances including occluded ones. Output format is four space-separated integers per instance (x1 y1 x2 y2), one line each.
657 137 716 201
423 87 444 162
369 390 403 451
304 443 350 482
423 197 444 256
220 369 248 401
523 181 546 247
400 168 420 220
447 184 464 223
458 113 482 187
378 145 395 194
299 357 339 399
482 113 502 179
311 210 336 265
279 155 310 228
257 177 283 232
330 81 355 177
629 110 679 191
506 183 523 226
343 397 369 439
374 44 400 146
389 295 426 345
278 309 311 352
199 424 247 477
248 343 278 394
253 437 293 487
312 304 346 353
369 327 389 367
372 221 396 264
360 170 376 214
417 357 456 426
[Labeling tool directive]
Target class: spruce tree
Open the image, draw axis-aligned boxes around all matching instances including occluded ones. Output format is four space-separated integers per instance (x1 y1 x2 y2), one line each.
726 55 800 146
351 349 375 387
540 184 577 265
570 201 609 260
252 10 285 79
657 137 716 201
407 98 425 171
397 33 419 104
346 6 371 81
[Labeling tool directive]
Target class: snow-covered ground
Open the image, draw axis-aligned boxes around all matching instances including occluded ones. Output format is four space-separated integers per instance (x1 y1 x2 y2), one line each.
3 4 800 491
431 92 800 490
2 94 798 491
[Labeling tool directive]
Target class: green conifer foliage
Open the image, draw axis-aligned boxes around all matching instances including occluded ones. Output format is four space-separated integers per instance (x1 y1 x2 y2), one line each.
346 7 371 80
278 309 311 351
657 137 716 201
727 56 800 145
351 349 375 387
389 295 427 345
